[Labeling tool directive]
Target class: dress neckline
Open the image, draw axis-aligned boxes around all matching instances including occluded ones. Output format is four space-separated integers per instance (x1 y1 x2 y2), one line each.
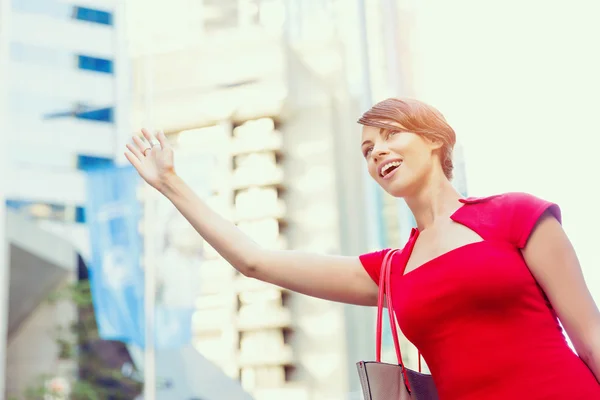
401 196 494 277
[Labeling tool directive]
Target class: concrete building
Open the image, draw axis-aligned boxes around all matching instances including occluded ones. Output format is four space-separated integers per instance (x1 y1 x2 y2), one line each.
125 1 383 399
1 0 129 397
1 1 254 398
125 1 451 398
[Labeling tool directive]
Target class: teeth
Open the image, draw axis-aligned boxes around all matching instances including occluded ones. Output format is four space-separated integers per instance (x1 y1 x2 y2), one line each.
381 161 401 176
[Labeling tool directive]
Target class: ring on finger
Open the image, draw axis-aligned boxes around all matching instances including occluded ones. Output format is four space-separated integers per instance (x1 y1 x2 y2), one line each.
143 147 152 156
150 140 160 147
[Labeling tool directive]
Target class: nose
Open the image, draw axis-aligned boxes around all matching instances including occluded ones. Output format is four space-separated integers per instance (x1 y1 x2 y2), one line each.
372 145 389 161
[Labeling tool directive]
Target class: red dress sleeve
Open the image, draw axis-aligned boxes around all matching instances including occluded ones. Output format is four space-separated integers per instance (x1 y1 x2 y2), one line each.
506 192 562 248
358 248 392 285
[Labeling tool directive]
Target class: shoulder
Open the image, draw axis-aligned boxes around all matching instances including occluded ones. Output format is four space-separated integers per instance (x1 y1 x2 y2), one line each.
458 192 561 248
359 246 406 285
461 192 561 220
359 248 393 285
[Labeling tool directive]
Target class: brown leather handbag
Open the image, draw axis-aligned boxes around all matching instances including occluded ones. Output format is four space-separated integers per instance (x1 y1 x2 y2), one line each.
356 249 440 400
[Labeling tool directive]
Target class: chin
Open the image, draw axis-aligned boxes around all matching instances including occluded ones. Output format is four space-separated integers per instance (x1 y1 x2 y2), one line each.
381 172 428 198
384 187 410 198
379 180 411 198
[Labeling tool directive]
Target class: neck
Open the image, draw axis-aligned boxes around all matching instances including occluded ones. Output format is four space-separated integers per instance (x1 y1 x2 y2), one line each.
404 174 463 231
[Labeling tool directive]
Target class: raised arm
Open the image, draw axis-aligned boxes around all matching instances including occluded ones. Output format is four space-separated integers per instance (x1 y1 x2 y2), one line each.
125 129 379 306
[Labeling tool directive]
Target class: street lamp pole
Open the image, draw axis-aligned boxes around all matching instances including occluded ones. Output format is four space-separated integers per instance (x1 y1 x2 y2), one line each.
0 0 10 395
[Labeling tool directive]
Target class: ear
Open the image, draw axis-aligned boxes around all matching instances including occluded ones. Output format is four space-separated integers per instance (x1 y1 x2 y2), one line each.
425 136 444 151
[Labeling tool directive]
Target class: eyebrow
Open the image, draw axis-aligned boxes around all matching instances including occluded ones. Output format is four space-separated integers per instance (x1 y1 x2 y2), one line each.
361 140 372 147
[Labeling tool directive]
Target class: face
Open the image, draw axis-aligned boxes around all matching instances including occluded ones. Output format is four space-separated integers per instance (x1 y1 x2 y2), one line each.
361 125 441 197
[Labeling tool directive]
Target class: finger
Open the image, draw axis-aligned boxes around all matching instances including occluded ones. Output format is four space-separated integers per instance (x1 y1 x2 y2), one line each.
133 135 149 154
126 142 143 160
124 151 143 171
141 128 154 144
156 130 170 149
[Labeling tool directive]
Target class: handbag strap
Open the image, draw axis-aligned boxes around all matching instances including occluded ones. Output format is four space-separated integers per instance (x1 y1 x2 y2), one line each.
375 248 413 392
375 230 422 381
375 249 400 362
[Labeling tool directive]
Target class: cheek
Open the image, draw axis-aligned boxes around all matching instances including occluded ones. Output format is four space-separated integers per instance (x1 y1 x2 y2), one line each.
401 143 433 170
395 155 432 184
405 155 430 176
367 160 379 179
389 133 430 158
388 134 415 153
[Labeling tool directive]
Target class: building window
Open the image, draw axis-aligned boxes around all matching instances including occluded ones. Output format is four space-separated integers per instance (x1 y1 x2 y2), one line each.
78 55 113 74
75 107 114 123
77 155 114 170
75 206 86 223
73 6 113 26
6 200 72 221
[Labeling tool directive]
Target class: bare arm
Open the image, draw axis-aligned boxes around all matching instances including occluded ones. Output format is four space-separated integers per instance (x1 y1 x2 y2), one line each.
523 211 600 382
125 129 379 307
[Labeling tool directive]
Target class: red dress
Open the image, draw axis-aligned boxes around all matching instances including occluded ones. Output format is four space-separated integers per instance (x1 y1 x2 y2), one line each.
359 193 600 400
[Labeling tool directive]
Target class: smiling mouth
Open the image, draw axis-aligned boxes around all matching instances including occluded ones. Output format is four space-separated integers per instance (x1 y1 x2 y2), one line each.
380 161 402 178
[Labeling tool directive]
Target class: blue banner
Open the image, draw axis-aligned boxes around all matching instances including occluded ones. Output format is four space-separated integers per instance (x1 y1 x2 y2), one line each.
85 166 145 346
85 165 194 349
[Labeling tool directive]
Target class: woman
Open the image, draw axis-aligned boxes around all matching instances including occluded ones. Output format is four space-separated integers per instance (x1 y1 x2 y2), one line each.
125 98 600 399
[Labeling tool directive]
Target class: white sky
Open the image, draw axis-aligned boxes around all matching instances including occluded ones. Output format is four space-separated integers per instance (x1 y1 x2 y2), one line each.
406 0 600 299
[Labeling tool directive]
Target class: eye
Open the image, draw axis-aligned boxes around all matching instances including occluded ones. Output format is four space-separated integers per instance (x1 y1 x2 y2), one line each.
363 147 373 157
386 130 399 139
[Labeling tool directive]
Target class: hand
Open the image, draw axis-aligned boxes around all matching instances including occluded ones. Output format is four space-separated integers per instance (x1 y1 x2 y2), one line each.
125 128 175 191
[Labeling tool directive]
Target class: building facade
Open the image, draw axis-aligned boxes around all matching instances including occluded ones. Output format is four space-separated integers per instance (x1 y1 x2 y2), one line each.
6 0 127 208
127 1 375 398
2 0 127 397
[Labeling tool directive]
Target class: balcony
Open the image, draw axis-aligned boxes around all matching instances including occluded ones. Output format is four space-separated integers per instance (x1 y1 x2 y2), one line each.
192 334 240 377
231 168 284 191
198 260 236 294
237 307 292 332
195 292 235 310
231 153 285 191
247 236 287 251
233 199 286 223
203 237 288 261
231 130 283 156
199 258 236 274
238 344 294 368
204 195 234 220
233 186 286 222
234 276 290 294
192 308 234 333
240 365 286 392
237 217 279 239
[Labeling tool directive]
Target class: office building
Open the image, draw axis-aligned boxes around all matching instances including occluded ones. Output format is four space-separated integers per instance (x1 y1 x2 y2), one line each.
127 1 381 398
1 0 128 397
